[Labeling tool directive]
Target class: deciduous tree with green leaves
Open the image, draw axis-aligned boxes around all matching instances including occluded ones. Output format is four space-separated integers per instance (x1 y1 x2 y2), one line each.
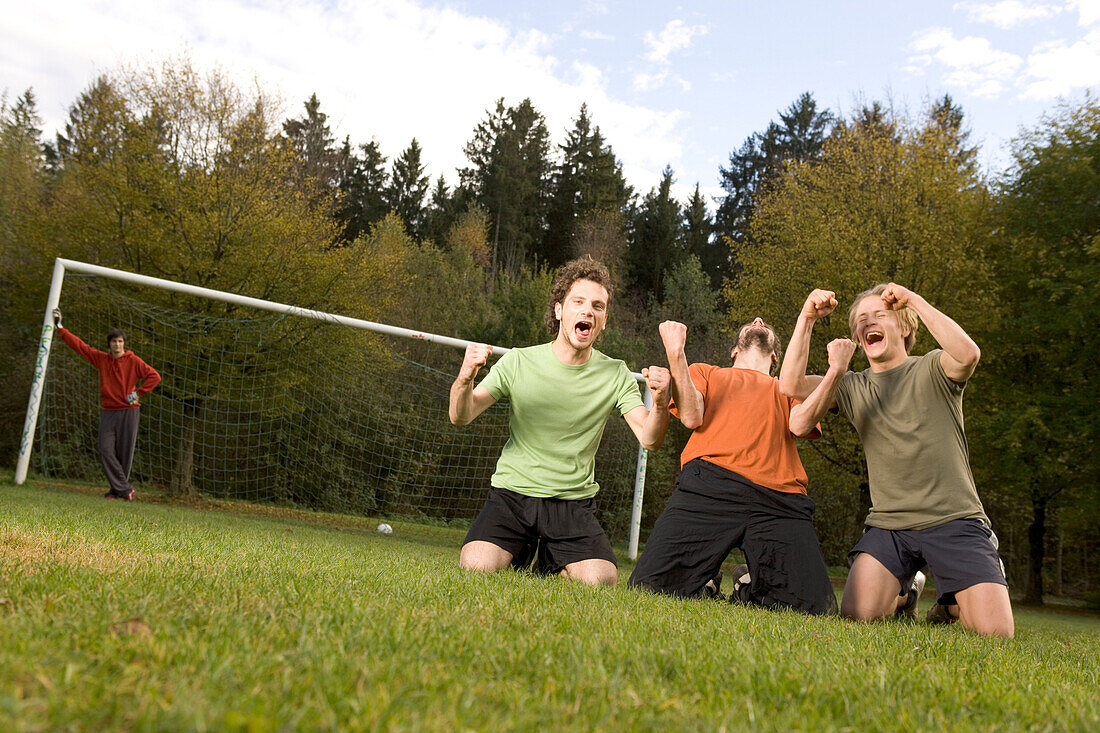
14 61 407 497
987 95 1100 604
726 102 996 559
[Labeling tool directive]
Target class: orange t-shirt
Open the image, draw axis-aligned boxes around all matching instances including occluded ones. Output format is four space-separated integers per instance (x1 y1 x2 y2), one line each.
671 363 818 495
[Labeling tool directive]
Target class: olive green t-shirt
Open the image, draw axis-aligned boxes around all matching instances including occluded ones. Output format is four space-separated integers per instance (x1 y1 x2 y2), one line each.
477 343 644 500
835 349 989 530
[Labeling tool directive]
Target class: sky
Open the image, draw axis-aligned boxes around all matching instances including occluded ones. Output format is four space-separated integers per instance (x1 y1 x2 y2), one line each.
3 0 1098 207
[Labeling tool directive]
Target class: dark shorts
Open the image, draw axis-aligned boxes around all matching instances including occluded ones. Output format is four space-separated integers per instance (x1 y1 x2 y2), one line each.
463 487 617 574
849 518 1007 605
628 459 837 616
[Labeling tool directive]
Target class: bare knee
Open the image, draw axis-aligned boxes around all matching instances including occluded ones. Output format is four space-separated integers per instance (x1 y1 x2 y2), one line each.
959 605 1015 638
956 582 1014 638
841 554 901 622
963 617 1015 638
459 541 511 573
840 596 890 622
562 559 617 586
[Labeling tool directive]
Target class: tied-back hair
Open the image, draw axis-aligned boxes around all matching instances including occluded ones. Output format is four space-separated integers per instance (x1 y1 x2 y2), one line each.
545 256 614 335
847 284 920 353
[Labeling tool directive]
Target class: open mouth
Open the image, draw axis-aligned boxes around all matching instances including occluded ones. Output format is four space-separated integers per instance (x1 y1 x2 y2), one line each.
575 320 593 339
864 330 885 346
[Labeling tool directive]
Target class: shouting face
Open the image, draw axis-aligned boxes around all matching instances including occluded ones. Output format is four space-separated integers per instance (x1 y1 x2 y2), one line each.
554 278 609 354
851 294 909 367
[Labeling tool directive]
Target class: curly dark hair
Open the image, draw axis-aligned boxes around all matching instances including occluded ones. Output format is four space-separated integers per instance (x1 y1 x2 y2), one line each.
545 256 614 335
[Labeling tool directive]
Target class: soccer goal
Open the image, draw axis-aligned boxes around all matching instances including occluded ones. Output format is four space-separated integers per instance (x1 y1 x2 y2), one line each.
17 259 653 558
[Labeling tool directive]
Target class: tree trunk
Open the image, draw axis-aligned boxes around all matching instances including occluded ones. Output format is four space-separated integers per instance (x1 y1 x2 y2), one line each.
1025 496 1046 605
169 399 199 499
856 479 872 533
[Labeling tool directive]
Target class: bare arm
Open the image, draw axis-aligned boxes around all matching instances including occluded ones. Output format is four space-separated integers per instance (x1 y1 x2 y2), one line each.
882 284 980 383
448 343 497 425
778 289 836 400
622 366 671 450
659 321 704 429
789 338 855 437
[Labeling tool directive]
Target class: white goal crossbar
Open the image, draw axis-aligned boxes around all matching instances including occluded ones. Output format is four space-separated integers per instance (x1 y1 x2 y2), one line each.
16 258 652 558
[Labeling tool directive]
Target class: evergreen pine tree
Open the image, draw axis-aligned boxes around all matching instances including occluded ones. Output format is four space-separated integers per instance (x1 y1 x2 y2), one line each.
386 138 431 239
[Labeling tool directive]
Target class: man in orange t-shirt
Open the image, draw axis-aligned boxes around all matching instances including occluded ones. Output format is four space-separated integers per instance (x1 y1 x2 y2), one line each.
628 318 839 615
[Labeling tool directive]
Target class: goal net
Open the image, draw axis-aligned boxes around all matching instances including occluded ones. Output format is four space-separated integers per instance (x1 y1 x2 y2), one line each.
23 261 647 548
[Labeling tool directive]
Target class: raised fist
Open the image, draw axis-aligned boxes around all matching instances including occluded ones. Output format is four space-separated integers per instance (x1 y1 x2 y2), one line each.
659 321 688 354
642 365 672 407
801 289 838 320
459 343 493 383
52 308 62 327
827 338 857 372
881 283 915 310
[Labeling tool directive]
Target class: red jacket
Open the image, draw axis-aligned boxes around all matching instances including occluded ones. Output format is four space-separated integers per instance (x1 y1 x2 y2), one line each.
57 327 161 410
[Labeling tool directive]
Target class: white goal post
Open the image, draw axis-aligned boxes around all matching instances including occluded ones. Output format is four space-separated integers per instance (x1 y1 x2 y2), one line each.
16 258 654 559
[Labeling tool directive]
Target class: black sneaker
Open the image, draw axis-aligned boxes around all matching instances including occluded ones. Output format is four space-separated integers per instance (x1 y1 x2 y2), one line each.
729 564 752 604
104 492 116 500
701 572 726 601
895 571 926 619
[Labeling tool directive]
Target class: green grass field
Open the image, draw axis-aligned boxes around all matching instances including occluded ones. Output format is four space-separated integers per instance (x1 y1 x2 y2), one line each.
2 475 1098 731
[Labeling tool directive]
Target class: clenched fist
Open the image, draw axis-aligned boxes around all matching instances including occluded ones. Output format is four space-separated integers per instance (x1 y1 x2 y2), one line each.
801 289 838 320
880 283 915 310
641 365 671 408
458 343 493 383
827 338 857 372
659 321 687 354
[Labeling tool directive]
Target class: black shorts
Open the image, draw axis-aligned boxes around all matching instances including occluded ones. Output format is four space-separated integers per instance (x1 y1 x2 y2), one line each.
849 518 1007 605
628 459 837 615
463 487 617 573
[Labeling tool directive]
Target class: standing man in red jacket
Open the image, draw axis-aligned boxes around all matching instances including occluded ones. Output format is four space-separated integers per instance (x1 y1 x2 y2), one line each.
52 308 161 501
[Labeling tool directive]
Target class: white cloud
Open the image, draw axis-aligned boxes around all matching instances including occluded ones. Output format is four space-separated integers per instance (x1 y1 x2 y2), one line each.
908 27 1023 97
1020 28 1100 97
954 1 1061 29
579 29 614 41
634 71 668 92
1069 0 1100 25
642 19 708 65
0 0 687 188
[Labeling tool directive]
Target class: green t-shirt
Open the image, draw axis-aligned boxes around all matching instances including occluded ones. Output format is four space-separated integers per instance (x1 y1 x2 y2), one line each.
477 343 644 500
835 349 989 530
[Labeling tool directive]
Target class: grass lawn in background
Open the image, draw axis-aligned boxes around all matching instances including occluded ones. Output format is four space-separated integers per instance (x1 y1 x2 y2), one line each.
2 474 1098 731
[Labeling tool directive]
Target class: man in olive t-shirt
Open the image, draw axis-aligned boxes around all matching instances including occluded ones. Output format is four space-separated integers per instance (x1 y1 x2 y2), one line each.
780 284 1013 638
448 256 672 586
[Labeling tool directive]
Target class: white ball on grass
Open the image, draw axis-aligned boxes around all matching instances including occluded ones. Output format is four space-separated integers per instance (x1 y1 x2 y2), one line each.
376 522 393 535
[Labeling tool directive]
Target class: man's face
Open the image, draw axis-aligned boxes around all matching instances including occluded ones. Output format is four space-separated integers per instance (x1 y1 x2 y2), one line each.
108 336 126 358
555 278 609 352
851 295 907 363
731 317 777 362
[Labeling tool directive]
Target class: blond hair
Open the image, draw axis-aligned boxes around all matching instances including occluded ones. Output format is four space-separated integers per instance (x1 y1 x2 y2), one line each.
848 284 920 353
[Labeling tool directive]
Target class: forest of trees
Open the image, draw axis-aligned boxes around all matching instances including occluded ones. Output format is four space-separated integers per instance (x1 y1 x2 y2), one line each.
0 60 1096 605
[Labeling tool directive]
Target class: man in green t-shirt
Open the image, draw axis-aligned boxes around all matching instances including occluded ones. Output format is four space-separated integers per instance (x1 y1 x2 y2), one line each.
780 284 1013 638
449 256 671 586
